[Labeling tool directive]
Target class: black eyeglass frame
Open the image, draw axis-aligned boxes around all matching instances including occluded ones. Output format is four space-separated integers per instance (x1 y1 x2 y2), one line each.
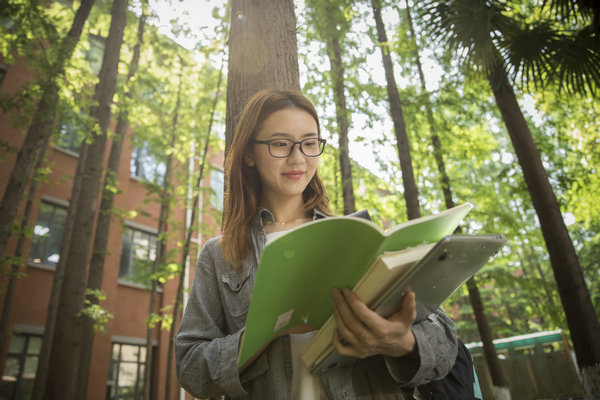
253 138 327 158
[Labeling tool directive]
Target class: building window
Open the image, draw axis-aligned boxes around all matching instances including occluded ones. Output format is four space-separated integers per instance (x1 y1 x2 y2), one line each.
130 142 166 186
119 227 156 287
0 64 6 88
29 201 68 268
55 110 84 154
0 332 42 400
210 168 224 210
107 342 146 400
86 34 105 76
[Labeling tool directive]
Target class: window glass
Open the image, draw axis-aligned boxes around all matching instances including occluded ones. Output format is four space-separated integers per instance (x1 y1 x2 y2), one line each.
107 343 146 400
0 64 6 88
130 142 166 185
55 110 84 154
27 336 42 355
29 202 68 268
0 332 42 400
86 34 105 76
210 168 224 210
119 227 157 287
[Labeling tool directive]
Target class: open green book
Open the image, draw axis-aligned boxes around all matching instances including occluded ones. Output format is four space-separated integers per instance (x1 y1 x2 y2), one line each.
237 203 473 370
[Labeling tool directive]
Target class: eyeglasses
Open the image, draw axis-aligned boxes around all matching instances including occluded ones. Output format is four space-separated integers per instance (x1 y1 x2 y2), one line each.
253 138 326 158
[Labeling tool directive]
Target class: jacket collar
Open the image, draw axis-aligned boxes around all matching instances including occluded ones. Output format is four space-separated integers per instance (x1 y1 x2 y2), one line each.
253 208 327 227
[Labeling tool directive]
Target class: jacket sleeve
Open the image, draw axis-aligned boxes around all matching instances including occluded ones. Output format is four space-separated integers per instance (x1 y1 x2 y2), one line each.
175 238 248 398
383 308 458 386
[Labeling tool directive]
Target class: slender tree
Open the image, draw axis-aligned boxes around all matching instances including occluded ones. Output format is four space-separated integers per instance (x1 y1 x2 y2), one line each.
141 57 184 400
0 0 95 265
328 35 356 215
423 0 600 396
306 0 356 214
164 60 224 399
75 3 147 397
371 0 420 219
45 1 127 398
403 1 511 396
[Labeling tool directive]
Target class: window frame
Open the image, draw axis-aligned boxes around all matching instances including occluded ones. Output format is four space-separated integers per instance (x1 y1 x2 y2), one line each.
106 341 147 400
0 64 7 88
54 109 85 156
28 197 69 270
0 326 43 400
118 222 158 289
209 166 224 211
129 141 166 186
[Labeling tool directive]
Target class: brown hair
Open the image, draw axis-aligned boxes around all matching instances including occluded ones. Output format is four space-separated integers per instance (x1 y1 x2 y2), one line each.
220 89 332 268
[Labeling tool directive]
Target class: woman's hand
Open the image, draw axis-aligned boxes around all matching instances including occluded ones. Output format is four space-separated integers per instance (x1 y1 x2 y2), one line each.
331 288 417 359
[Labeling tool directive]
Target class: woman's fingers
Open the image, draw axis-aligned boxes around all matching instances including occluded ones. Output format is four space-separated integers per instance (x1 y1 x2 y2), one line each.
331 288 417 358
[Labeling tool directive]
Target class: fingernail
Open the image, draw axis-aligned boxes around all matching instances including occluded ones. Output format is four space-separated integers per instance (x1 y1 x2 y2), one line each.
332 288 340 298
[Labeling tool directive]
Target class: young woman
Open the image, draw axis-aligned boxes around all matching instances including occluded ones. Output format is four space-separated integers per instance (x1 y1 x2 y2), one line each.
175 89 458 399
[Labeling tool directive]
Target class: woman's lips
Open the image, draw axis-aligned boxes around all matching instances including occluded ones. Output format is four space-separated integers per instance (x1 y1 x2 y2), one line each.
283 171 304 180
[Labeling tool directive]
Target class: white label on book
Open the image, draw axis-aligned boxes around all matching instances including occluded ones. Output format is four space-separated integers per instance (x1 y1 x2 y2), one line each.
275 309 294 331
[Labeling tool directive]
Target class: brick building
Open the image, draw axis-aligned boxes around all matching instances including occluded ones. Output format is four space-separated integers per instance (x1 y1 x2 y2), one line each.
0 47 223 399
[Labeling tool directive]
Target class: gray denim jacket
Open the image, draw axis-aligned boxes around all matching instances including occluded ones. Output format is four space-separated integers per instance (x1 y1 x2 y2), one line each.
175 209 458 399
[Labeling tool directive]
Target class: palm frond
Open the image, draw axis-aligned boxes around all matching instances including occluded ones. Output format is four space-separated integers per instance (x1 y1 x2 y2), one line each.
546 25 600 96
419 0 600 97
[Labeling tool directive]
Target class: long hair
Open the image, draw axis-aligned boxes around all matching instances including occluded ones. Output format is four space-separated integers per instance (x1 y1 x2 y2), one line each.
221 89 332 268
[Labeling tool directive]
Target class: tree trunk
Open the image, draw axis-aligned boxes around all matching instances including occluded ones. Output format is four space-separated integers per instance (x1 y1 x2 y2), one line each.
46 1 127 398
488 61 600 397
143 143 174 400
75 4 146 398
142 60 183 400
31 142 88 400
0 0 95 263
467 278 511 399
327 35 355 215
403 2 511 395
164 61 224 400
0 135 50 376
403 2 453 209
225 0 300 156
372 0 420 219
30 4 97 398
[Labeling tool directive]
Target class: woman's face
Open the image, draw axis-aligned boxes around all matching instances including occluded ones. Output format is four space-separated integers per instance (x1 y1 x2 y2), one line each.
246 107 320 206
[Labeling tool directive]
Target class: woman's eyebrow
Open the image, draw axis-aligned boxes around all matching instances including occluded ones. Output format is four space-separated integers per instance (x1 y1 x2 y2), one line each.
268 132 319 138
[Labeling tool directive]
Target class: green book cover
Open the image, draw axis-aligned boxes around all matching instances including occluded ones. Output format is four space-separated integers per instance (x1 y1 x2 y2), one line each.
237 203 473 369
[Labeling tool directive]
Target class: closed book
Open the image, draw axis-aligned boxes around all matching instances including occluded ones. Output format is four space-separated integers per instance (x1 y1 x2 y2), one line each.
303 234 507 373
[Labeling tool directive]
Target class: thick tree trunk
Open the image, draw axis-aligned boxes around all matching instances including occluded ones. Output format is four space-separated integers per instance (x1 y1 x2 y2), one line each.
29 4 97 399
31 142 88 400
225 0 300 155
489 63 600 397
0 135 50 376
75 5 146 398
327 36 355 215
45 1 127 398
0 0 95 262
372 0 420 219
